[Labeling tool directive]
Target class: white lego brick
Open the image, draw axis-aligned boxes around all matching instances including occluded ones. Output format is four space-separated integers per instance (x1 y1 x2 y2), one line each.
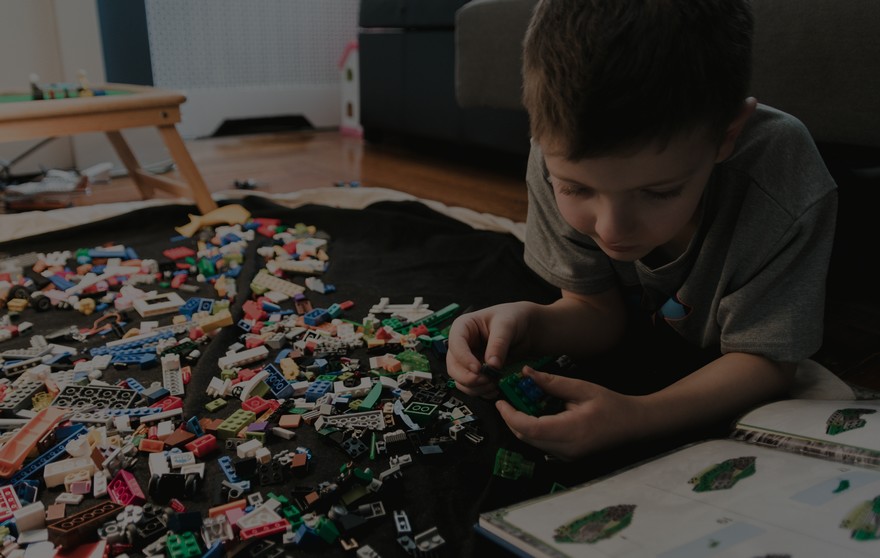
148 452 170 477
254 447 272 464
217 346 268 370
156 420 175 438
43 457 95 488
93 471 108 498
55 493 84 505
238 370 269 401
13 501 45 532
169 451 196 469
236 439 263 459
180 462 205 479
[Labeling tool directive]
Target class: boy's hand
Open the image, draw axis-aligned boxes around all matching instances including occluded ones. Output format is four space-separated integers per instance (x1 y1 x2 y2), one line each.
496 366 642 461
446 303 533 397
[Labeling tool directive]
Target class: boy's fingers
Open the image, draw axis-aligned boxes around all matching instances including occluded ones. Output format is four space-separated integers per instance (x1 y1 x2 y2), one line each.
447 335 482 376
522 366 587 400
483 331 513 370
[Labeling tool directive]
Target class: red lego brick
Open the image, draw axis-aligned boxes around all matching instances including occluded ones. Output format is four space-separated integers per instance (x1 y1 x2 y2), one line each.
138 438 165 453
150 395 184 411
239 519 290 540
162 247 196 261
185 434 218 458
241 396 270 414
0 485 21 521
107 469 146 507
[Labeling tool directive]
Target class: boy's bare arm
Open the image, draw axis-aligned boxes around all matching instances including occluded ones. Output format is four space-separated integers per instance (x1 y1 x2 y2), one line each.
638 352 796 436
526 288 628 359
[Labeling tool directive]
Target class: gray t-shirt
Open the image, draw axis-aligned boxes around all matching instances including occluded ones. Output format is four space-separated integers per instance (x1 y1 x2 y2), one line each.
524 105 838 362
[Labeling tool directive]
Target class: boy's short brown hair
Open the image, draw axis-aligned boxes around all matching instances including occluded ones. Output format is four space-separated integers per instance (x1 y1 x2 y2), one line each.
523 0 753 159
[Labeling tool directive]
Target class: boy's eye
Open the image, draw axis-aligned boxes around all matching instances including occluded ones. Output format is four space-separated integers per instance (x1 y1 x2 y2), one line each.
643 187 683 200
557 184 590 197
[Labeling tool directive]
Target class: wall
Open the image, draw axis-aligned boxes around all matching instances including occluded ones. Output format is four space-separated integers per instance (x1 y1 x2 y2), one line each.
144 0 359 138
0 0 359 176
0 0 73 174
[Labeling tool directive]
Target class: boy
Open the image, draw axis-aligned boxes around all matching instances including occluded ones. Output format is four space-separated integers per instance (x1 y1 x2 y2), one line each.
446 0 838 460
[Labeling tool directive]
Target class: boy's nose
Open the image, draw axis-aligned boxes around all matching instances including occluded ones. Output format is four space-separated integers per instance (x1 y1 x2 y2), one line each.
593 202 636 244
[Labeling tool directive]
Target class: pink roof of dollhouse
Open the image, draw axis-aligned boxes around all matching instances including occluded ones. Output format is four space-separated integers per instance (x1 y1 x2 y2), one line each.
338 41 359 69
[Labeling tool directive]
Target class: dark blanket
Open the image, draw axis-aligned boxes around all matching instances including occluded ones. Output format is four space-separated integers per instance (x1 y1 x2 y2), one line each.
0 195 855 557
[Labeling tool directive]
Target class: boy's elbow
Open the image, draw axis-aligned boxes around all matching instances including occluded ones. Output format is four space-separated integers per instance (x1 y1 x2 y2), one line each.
770 359 798 394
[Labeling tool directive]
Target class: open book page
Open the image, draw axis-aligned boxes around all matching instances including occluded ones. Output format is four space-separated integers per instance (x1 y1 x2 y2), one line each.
731 399 880 469
479 439 880 558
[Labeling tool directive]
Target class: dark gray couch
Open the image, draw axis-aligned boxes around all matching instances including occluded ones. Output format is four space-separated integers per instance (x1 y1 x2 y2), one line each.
455 0 880 151
358 0 531 154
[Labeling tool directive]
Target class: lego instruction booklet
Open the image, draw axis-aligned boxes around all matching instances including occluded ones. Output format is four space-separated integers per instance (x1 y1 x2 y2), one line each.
477 398 880 558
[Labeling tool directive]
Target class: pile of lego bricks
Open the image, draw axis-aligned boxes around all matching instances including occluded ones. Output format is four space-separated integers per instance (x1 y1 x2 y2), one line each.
0 197 568 557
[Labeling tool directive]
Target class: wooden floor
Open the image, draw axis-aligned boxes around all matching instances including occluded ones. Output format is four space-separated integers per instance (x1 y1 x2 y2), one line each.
59 129 531 222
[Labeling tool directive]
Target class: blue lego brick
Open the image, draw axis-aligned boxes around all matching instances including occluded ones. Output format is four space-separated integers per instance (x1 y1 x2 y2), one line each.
88 247 127 258
125 247 139 260
179 298 203 318
110 352 158 368
303 309 329 327
203 541 224 558
90 330 175 356
274 348 291 364
217 456 242 483
186 416 205 437
225 266 242 278
11 424 87 484
237 320 253 333
198 299 215 314
125 377 146 393
262 364 294 399
261 301 281 313
141 385 170 404
220 233 242 245
13 480 40 504
304 380 332 402
47 274 75 290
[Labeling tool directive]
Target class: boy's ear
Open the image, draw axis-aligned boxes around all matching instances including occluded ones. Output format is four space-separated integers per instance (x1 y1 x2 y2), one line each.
715 97 758 163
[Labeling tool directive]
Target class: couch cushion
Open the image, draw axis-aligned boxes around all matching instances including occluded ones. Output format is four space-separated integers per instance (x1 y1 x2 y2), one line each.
455 0 536 110
752 0 880 149
360 0 471 28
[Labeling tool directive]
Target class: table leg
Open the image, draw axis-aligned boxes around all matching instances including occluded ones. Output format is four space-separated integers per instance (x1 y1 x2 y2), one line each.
157 124 218 214
105 131 155 200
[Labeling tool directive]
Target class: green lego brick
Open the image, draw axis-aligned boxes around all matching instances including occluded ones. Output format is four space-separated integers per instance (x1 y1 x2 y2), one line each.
497 370 563 417
314 516 340 544
382 317 406 330
403 401 438 426
359 382 383 410
165 532 201 558
216 409 257 439
244 431 265 443
204 398 227 413
396 349 430 372
248 380 270 399
493 448 534 480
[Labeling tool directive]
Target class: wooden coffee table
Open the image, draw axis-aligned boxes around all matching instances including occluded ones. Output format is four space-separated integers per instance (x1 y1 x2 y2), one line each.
0 83 217 214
